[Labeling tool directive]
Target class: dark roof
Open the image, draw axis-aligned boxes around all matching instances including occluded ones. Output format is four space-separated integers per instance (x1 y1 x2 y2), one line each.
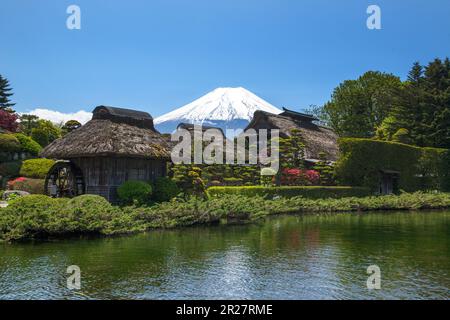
40 106 171 159
244 110 338 161
92 106 155 130
280 107 319 122
177 122 225 135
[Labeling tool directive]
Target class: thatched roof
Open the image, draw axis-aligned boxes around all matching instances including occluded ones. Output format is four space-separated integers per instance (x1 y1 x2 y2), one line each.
41 106 172 159
245 110 338 161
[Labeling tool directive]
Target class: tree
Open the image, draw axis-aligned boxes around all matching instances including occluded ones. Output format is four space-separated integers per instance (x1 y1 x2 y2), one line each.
322 71 402 138
62 120 82 135
0 74 15 113
31 119 62 147
388 58 450 148
19 114 39 136
0 109 19 132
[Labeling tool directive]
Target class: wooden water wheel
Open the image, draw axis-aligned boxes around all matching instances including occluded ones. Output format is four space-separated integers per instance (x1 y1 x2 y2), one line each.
44 161 85 198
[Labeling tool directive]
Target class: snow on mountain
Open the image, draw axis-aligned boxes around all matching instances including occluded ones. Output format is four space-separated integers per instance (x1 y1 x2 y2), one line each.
154 87 282 133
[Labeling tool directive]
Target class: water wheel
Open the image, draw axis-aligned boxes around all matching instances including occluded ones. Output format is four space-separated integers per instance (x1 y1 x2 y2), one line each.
44 161 85 198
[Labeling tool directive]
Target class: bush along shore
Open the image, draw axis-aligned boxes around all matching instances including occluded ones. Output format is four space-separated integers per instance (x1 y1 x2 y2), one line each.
1 192 450 242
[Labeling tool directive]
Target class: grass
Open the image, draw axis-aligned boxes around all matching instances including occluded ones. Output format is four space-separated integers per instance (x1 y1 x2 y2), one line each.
1 192 450 242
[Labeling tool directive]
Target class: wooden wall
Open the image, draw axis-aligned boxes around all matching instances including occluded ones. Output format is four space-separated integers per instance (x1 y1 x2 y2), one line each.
72 157 167 202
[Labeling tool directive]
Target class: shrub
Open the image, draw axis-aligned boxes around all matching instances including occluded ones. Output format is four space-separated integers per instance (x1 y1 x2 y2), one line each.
0 134 21 152
0 161 22 178
19 158 55 179
11 178 45 194
152 177 180 202
223 177 244 186
336 138 449 192
207 185 371 199
117 180 152 205
13 133 42 155
281 168 320 186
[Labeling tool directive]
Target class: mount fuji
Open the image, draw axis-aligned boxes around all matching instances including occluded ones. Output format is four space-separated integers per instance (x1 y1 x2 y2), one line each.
154 87 282 134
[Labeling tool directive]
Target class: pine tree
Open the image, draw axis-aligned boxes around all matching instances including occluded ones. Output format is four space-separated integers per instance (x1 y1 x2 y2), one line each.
0 74 15 113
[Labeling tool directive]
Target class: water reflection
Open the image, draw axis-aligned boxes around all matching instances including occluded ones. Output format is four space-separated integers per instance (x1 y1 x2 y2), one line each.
0 211 449 299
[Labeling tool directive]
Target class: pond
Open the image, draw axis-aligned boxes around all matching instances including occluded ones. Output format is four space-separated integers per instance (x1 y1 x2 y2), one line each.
0 211 449 299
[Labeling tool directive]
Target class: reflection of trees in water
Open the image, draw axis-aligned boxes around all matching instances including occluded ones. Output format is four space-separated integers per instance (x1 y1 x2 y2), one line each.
0 211 448 299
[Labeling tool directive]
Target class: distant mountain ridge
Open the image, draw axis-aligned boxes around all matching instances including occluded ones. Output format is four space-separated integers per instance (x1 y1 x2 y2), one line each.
154 87 282 134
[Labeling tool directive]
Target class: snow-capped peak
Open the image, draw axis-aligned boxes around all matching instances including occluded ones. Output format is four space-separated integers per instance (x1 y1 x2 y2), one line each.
154 87 282 125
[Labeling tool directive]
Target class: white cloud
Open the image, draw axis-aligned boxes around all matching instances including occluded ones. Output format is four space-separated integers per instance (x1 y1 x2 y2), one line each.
21 108 92 125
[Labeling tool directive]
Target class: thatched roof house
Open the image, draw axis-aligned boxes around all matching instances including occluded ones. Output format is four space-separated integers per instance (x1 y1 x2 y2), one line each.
245 107 338 162
41 106 172 202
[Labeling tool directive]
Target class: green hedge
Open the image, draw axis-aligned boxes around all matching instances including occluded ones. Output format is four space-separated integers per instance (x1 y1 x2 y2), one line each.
19 158 55 179
207 186 371 199
13 133 42 155
0 134 21 152
335 138 450 192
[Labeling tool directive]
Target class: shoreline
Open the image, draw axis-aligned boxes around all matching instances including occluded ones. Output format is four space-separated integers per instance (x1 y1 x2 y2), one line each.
1 192 450 243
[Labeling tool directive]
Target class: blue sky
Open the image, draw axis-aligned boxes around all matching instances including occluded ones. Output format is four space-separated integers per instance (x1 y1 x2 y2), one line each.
1 0 450 120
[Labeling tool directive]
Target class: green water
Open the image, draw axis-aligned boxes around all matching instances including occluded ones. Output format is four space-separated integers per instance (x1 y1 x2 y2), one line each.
0 211 449 300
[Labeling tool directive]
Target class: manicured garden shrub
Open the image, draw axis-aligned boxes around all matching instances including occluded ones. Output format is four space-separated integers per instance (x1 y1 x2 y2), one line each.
19 158 55 179
152 177 180 202
13 133 42 155
336 138 449 192
0 134 21 152
207 185 371 199
9 178 45 194
117 180 152 205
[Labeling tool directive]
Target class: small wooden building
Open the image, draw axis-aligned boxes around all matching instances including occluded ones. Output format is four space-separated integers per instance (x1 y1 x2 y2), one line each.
245 107 339 162
40 106 172 202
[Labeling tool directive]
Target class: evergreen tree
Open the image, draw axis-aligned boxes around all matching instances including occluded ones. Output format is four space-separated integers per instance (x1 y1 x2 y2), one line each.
0 74 15 113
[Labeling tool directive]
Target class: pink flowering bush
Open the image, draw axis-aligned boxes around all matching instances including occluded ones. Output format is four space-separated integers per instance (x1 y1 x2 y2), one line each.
7 177 27 190
281 168 320 186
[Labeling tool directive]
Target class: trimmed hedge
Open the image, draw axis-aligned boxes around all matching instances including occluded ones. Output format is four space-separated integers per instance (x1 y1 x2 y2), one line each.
336 138 449 192
207 186 371 199
19 158 55 179
13 133 42 155
117 180 152 205
0 134 21 152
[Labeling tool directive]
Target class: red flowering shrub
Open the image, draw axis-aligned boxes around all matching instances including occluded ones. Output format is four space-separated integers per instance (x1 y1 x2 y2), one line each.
7 177 27 190
281 168 320 186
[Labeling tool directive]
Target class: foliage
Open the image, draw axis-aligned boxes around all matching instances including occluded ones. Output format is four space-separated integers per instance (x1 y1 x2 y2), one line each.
2 192 450 241
312 152 335 185
7 177 27 190
260 167 277 186
0 110 18 132
9 178 45 194
62 120 82 135
392 128 412 144
31 119 61 147
13 133 42 155
19 114 39 136
207 185 371 199
0 74 15 112
152 177 180 202
323 71 402 138
19 158 55 179
0 161 22 178
117 180 152 205
0 133 21 152
172 165 206 197
280 168 320 186
335 138 449 192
